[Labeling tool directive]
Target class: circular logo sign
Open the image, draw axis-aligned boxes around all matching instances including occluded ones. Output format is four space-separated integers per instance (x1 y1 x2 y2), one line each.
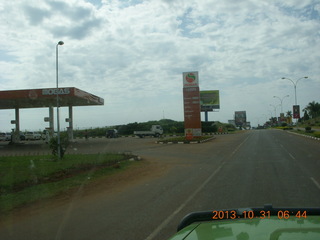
28 90 38 100
185 73 196 83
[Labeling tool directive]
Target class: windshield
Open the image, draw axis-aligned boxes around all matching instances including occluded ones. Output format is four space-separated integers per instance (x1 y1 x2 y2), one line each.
0 1 319 240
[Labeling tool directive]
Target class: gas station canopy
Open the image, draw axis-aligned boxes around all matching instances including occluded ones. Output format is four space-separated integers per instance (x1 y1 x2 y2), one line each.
0 87 104 109
0 87 104 143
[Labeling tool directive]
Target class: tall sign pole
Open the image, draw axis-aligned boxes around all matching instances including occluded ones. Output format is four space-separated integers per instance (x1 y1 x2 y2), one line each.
183 72 202 140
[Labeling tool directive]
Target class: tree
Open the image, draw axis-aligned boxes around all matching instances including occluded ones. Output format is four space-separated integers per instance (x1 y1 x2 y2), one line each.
303 101 320 119
49 133 69 159
303 110 310 121
286 111 292 117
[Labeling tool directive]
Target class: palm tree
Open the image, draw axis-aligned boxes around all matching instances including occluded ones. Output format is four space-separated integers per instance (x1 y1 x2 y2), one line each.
286 111 292 117
304 101 320 119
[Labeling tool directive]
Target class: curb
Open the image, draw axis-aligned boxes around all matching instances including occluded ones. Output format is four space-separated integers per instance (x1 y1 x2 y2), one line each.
287 131 320 141
156 136 216 144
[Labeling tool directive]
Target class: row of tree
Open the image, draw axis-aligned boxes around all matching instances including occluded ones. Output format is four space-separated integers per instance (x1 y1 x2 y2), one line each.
73 119 236 138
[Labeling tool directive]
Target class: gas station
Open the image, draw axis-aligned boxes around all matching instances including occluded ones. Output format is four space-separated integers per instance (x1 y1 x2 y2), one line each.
0 87 104 143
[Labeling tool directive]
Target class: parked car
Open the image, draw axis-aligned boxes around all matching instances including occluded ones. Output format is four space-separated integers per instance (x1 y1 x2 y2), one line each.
5 132 12 141
20 133 26 140
0 132 7 141
25 131 42 140
0 132 11 141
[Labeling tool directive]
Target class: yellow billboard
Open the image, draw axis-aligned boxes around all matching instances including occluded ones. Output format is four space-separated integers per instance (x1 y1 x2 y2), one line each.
200 90 220 111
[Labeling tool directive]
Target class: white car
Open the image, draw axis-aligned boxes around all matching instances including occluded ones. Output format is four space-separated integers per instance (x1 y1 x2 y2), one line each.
0 132 11 141
0 132 6 141
25 132 42 140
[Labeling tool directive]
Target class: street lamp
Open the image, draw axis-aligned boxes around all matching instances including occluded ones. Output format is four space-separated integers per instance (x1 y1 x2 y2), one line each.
56 41 64 159
270 104 281 118
273 95 289 114
281 76 308 105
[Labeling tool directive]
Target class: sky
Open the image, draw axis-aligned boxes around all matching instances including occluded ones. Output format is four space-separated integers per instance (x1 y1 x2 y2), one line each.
0 0 319 131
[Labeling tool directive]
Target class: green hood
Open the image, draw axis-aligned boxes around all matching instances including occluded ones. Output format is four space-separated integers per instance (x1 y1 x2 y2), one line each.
169 216 320 240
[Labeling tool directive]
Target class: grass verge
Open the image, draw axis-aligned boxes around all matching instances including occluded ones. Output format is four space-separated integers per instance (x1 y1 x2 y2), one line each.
0 153 137 214
289 129 320 139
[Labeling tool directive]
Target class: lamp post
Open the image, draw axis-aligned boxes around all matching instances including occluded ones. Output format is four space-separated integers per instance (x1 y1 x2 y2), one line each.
273 95 289 114
270 104 281 124
262 114 268 123
270 104 280 117
56 41 64 159
281 77 308 105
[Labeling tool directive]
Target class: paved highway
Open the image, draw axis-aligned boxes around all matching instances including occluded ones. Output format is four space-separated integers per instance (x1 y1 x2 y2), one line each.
0 129 319 240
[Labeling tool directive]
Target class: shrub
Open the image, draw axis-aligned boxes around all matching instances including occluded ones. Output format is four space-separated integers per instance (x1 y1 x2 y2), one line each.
49 133 69 159
313 132 320 139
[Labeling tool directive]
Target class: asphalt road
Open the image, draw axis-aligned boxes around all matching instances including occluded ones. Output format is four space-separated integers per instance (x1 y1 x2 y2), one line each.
0 130 320 240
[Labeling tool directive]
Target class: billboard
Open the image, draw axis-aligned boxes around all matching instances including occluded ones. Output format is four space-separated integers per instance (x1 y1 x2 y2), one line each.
200 90 220 111
293 105 300 119
183 72 202 139
235 111 247 127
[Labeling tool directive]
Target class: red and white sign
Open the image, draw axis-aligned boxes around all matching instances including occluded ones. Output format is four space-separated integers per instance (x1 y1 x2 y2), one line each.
183 72 199 88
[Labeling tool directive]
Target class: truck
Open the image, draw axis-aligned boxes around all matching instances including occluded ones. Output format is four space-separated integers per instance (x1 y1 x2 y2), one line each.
134 125 163 138
106 129 118 138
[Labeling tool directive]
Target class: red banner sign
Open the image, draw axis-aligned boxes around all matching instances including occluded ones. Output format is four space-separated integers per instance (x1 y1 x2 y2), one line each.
293 105 300 119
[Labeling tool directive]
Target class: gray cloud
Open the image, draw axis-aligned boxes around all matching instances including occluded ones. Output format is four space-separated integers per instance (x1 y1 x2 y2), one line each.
49 17 102 39
23 5 51 25
22 0 103 39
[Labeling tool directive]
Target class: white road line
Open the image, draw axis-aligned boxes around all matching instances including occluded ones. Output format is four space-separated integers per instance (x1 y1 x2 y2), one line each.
280 144 295 160
288 153 295 160
145 134 250 240
229 135 250 158
310 177 320 190
145 165 222 240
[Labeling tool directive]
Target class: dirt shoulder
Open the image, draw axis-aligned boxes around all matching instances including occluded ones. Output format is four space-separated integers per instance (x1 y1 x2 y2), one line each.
1 157 170 223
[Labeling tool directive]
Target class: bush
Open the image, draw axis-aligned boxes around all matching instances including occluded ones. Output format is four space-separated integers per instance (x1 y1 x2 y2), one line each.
49 133 69 159
305 126 313 133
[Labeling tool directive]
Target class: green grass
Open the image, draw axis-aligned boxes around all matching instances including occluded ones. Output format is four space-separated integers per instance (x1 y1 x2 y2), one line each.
291 129 320 139
0 153 136 214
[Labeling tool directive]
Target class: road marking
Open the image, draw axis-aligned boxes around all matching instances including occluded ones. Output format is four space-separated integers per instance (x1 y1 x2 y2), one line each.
145 134 250 240
229 135 250 158
280 144 295 160
288 153 295 160
310 177 320 190
145 165 222 240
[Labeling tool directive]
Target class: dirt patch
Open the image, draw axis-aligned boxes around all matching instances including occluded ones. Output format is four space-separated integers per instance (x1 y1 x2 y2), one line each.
1 158 170 222
81 159 169 197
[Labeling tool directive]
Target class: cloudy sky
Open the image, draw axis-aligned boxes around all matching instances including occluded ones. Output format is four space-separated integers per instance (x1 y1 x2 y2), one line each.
0 0 319 131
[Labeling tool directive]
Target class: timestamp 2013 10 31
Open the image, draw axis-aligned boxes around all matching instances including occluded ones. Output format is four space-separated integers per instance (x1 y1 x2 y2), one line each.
212 210 308 220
